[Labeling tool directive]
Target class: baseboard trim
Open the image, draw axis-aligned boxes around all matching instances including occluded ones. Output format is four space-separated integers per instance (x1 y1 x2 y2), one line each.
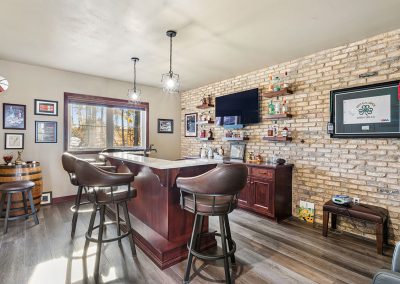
53 194 76 204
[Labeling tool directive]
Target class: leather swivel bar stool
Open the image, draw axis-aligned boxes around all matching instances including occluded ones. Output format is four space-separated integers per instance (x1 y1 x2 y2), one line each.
0 180 39 234
74 158 137 282
177 164 248 284
62 152 116 238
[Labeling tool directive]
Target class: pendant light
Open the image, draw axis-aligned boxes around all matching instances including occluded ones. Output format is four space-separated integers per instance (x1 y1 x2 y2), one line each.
0 76 9 93
161 30 180 94
127 57 141 104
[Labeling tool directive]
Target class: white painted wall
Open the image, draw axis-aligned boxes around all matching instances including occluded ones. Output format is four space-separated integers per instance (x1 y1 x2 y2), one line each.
0 59 181 197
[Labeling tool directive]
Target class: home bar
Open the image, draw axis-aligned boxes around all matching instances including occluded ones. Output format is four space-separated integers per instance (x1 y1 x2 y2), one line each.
0 2 400 283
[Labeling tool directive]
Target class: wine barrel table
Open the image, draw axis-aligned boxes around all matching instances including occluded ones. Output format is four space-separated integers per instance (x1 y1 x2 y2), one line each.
0 163 43 216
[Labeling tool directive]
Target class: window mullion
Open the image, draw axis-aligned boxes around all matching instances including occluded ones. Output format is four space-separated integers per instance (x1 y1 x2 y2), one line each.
106 107 114 148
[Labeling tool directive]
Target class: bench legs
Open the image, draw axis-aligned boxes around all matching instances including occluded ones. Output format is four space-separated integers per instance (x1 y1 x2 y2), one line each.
323 210 385 255
322 211 329 237
376 223 383 255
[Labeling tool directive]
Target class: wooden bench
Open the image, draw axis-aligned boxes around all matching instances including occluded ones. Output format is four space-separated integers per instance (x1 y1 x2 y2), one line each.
322 200 388 254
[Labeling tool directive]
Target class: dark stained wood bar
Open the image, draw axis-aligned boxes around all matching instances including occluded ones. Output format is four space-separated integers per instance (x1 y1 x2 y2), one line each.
104 152 219 269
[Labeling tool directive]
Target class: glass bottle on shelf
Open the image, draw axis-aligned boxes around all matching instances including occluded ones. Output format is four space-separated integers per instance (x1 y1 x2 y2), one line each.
274 98 281 115
282 126 288 137
268 100 275 115
272 76 281 91
281 97 288 114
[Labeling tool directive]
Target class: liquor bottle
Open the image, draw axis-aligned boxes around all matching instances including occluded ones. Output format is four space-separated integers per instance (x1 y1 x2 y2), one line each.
268 100 275 115
281 97 288 114
274 99 281 114
272 125 279 137
282 126 288 137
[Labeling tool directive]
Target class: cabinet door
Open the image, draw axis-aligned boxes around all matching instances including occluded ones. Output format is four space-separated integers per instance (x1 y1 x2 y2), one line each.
252 178 274 216
238 179 252 209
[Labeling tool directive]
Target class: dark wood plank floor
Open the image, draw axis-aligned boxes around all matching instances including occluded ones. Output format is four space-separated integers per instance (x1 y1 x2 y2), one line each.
0 201 392 284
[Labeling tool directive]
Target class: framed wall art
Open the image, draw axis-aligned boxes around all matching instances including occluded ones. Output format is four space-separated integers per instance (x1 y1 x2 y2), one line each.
229 143 246 160
330 80 400 138
41 191 53 205
4 133 24 149
185 113 197 137
34 99 58 116
35 121 57 143
158 119 174 133
3 103 26 130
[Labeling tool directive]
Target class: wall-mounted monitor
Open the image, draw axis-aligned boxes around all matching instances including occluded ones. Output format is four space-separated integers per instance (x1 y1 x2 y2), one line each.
215 88 259 125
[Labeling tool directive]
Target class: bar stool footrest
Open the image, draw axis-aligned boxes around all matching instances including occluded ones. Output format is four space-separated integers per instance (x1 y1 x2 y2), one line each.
187 232 236 261
70 201 95 213
85 221 131 244
4 211 38 221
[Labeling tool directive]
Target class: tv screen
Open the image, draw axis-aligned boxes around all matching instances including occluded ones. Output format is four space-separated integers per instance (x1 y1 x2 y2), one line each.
215 88 259 125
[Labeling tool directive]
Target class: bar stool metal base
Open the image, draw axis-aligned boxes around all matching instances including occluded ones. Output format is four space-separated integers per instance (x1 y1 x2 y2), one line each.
184 214 236 284
84 201 136 283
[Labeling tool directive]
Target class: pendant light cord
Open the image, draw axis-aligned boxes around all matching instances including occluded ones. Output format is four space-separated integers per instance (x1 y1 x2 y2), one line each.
169 35 173 75
133 59 137 92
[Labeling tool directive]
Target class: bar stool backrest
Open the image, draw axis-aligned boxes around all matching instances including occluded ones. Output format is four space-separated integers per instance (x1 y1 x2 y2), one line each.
75 159 135 188
177 164 248 195
62 152 80 186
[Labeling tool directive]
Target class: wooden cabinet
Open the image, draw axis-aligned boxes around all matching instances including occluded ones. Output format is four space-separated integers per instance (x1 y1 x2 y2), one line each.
237 164 293 222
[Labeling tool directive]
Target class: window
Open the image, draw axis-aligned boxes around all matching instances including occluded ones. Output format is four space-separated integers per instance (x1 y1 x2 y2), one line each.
64 93 148 153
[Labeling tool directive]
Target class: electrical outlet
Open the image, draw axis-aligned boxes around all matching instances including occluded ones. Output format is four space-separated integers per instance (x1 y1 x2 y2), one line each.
353 197 360 204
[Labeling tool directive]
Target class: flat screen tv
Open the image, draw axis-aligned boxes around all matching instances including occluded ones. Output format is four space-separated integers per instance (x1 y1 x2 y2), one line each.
215 88 259 125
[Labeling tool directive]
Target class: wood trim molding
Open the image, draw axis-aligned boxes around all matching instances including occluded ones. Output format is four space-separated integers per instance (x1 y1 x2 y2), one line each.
63 92 150 153
52 194 76 204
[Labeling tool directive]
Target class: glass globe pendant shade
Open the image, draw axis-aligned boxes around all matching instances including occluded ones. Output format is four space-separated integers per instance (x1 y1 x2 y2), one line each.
0 76 9 93
128 88 141 104
161 72 180 94
127 57 141 104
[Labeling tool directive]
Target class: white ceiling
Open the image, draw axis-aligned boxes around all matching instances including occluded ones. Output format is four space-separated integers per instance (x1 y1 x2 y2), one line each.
0 0 399 90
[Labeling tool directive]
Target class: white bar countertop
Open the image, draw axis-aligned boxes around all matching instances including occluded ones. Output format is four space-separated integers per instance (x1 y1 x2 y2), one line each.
102 152 222 170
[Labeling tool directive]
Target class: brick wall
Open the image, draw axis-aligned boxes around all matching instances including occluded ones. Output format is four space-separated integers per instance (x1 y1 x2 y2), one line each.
180 29 400 242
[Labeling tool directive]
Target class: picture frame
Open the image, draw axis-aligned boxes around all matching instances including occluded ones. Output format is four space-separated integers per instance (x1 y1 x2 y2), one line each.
185 113 198 137
330 80 400 138
3 103 26 130
34 99 58 116
158 119 174 133
229 143 246 160
35 121 57 143
4 133 24 149
41 191 52 205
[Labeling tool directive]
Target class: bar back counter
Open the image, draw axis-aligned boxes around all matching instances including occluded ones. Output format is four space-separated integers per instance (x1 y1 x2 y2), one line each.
103 152 293 269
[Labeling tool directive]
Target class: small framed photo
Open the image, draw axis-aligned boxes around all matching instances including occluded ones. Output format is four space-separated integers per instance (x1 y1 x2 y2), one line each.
41 191 52 205
3 103 26 129
230 143 246 160
4 133 24 149
34 99 58 116
158 119 174 133
185 113 198 137
35 121 57 143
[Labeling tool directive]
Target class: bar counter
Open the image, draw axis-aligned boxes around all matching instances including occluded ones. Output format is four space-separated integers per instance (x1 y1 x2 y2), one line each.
102 152 219 269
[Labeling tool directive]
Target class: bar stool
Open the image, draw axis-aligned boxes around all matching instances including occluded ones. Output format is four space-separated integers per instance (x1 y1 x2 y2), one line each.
74 158 137 282
62 152 117 238
177 164 248 284
0 180 39 234
62 152 93 238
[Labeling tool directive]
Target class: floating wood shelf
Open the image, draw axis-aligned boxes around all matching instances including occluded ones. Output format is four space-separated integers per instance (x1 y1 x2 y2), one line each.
262 136 292 142
196 103 214 109
222 137 250 141
197 120 215 125
262 88 293 98
265 113 293 120
223 124 244 130
196 137 215 141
